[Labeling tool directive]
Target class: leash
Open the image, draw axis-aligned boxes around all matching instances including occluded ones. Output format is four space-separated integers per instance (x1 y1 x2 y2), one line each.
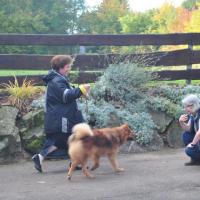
85 97 89 114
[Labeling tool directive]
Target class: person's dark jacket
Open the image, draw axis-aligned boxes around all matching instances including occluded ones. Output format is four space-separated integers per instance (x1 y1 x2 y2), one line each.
190 109 200 133
43 70 84 136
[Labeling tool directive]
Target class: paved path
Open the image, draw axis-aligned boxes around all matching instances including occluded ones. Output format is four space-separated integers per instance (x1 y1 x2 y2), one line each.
0 148 200 200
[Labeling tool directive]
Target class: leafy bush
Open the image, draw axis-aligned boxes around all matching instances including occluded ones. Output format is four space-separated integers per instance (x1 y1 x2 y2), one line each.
147 85 200 119
146 96 183 119
79 98 118 126
79 61 200 146
79 61 158 145
79 99 156 145
152 85 182 103
92 62 153 105
116 110 156 145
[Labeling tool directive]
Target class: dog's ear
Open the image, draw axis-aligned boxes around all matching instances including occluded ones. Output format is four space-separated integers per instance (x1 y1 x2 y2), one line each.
121 123 129 129
121 124 136 136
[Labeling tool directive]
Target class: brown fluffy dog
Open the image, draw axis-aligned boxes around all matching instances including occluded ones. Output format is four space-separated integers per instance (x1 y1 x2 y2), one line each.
67 123 135 179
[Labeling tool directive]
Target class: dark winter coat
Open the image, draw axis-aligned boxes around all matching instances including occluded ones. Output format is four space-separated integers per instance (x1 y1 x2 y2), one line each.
190 109 200 133
43 70 84 136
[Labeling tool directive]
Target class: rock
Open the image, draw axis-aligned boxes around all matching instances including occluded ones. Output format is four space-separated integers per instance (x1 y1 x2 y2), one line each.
20 126 44 154
17 109 44 129
120 141 146 153
148 109 183 148
144 132 164 151
120 132 164 154
31 95 45 109
148 109 173 133
0 106 21 163
166 120 184 148
17 109 45 154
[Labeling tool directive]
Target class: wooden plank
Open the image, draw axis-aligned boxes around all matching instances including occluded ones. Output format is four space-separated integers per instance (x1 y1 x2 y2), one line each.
155 69 200 80
0 33 200 46
0 55 52 70
0 75 44 87
0 72 102 88
1 69 200 89
0 49 200 70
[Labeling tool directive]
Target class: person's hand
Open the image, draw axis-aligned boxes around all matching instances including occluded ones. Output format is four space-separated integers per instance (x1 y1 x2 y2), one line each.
179 114 188 123
79 84 90 97
83 84 90 94
187 143 195 148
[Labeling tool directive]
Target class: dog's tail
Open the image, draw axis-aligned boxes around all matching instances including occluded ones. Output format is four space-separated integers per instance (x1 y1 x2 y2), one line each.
68 123 93 144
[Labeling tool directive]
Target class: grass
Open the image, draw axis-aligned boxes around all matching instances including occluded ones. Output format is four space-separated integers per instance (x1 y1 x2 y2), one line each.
0 70 48 76
148 80 200 87
0 69 102 76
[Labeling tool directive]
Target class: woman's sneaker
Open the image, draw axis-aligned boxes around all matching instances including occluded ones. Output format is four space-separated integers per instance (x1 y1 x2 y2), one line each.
32 154 42 172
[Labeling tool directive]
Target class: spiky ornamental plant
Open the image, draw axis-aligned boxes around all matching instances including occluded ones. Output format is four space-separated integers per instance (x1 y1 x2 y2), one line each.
1 76 42 113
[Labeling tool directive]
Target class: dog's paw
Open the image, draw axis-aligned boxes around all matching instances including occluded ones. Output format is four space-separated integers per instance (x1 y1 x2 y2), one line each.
115 168 124 173
88 175 95 179
85 173 95 179
90 165 99 171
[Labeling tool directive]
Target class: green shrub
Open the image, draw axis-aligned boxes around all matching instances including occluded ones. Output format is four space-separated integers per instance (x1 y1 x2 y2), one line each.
79 61 200 146
116 110 156 145
147 85 200 119
79 61 157 145
92 62 153 105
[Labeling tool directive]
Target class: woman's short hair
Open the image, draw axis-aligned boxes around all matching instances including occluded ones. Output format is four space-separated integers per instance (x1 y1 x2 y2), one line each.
50 55 73 71
182 94 200 112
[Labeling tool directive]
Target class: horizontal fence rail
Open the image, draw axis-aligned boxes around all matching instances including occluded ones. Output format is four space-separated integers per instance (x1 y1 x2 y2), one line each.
0 49 200 70
0 33 200 46
1 69 200 87
0 33 200 88
0 72 102 86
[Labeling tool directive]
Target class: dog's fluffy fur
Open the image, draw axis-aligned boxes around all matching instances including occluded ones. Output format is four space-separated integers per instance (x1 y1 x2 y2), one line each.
67 123 135 179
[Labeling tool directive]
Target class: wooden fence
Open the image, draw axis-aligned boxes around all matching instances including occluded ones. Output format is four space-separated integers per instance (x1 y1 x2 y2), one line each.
0 33 200 86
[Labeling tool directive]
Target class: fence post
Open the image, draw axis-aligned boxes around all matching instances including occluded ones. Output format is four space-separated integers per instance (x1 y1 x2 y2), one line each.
79 46 86 54
186 44 193 85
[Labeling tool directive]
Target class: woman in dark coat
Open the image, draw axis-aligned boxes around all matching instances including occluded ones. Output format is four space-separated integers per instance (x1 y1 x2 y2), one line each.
179 94 200 166
32 55 90 172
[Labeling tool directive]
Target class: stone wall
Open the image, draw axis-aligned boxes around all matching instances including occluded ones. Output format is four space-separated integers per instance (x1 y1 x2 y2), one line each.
0 105 184 163
0 106 21 163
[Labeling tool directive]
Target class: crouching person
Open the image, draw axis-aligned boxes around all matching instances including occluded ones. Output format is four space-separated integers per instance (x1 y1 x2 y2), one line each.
32 55 90 172
179 94 200 166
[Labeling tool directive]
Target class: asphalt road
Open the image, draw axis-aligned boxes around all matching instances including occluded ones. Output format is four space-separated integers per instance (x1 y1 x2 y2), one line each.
0 148 200 200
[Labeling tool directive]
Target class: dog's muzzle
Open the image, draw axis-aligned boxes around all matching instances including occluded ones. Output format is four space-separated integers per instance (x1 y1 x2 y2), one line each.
127 131 136 141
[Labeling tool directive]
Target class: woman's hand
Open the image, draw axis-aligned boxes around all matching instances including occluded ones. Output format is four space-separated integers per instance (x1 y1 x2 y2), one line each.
187 143 195 148
179 114 188 123
79 84 91 97
83 84 90 94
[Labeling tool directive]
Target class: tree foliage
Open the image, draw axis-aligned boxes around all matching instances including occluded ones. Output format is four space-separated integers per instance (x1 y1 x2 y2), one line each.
0 0 200 54
0 0 85 54
119 10 158 34
170 7 191 33
186 3 200 32
80 0 130 34
181 0 200 10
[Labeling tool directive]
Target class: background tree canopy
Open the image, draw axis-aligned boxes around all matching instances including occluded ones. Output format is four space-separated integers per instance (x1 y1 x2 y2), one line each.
0 0 200 54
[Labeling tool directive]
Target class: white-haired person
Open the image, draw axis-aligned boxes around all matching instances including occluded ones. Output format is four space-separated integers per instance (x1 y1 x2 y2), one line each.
179 94 200 166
